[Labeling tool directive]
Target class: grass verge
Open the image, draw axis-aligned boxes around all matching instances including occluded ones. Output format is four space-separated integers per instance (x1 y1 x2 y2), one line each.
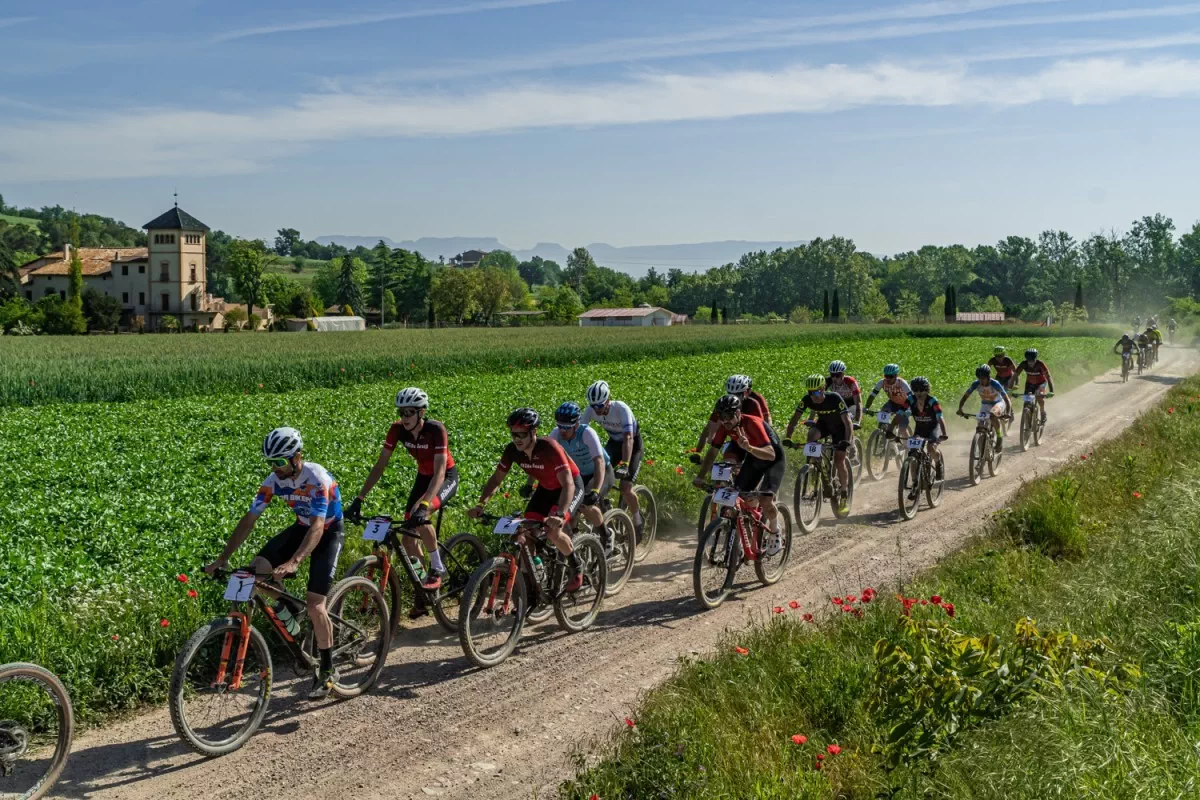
561 374 1200 799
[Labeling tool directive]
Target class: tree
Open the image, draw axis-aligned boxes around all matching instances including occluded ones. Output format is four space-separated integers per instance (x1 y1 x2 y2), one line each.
945 285 956 320
224 306 248 330
564 247 596 292
286 286 321 319
291 256 305 274
381 289 397 323
38 295 85 335
895 289 921 322
710 299 718 324
928 295 946 319
430 268 478 324
721 306 729 324
67 217 83 309
540 285 584 324
82 288 121 332
228 239 278 323
831 288 840 321
1074 281 1084 309
334 256 367 314
518 256 561 288
822 290 830 320
479 250 520 273
476 266 512 323
274 228 301 256
641 285 670 308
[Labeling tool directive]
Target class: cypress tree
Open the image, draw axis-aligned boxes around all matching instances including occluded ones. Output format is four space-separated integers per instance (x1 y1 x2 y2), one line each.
832 288 841 321
822 290 830 321
710 299 718 324
1074 281 1084 309
721 306 729 324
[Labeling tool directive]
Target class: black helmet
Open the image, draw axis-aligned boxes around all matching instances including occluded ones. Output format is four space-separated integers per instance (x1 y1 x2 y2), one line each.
714 394 742 416
975 364 992 379
507 407 540 429
910 376 931 392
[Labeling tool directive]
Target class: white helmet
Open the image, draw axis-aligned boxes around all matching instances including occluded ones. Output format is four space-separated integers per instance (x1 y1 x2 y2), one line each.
725 374 752 394
586 380 610 406
394 387 429 409
262 426 303 460
828 360 847 375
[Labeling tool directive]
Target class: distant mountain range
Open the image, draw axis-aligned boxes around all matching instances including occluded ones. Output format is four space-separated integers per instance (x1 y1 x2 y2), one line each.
313 235 810 277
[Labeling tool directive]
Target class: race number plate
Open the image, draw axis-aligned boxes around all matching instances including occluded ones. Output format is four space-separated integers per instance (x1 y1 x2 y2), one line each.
976 411 990 422
493 516 522 535
224 571 256 602
711 464 733 482
362 516 391 542
803 442 823 458
1023 394 1035 403
876 411 893 424
907 437 925 450
712 487 740 508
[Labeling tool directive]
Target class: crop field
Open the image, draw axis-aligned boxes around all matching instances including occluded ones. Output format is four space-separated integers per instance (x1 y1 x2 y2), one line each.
0 330 1113 723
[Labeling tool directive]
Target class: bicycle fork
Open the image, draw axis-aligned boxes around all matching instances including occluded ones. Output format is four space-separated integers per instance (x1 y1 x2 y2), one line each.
486 553 521 617
214 611 253 691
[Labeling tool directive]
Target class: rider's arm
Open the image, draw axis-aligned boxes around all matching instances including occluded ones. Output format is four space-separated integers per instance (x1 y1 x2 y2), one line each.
841 411 853 444
285 514 328 571
356 446 394 501
864 387 877 410
621 435 633 468
1013 361 1027 377
476 465 509 507
419 453 448 507
588 456 606 492
552 466 575 522
938 417 949 439
784 406 804 439
695 419 717 452
1044 363 1055 393
212 510 261 567
957 383 975 414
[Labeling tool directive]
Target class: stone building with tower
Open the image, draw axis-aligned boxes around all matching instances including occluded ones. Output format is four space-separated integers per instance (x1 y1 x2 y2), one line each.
17 204 269 332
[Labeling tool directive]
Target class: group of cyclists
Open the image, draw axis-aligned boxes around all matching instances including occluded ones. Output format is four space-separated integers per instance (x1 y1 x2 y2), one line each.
1115 315 1170 371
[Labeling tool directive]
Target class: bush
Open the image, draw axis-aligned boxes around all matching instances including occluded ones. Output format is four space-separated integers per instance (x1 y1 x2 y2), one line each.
789 305 814 324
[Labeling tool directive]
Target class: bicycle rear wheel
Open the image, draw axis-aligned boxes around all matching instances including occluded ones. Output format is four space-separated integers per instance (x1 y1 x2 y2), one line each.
754 506 793 586
431 533 490 634
458 558 526 669
600 508 636 597
1033 410 1046 447
554 534 607 632
345 553 403 640
865 429 891 480
1019 407 1033 451
169 618 272 757
925 456 945 508
0 663 73 800
849 435 864 484
693 518 737 609
793 465 822 534
897 457 920 520
990 432 1003 475
324 576 391 697
626 485 657 563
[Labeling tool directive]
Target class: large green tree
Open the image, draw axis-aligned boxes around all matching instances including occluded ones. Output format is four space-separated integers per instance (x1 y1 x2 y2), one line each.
228 239 278 322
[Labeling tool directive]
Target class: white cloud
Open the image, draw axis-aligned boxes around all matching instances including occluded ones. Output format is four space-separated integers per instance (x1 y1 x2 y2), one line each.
211 0 570 43
5 56 1200 181
0 16 35 30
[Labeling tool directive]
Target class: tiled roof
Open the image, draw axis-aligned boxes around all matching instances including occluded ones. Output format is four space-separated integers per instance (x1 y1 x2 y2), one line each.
577 306 670 318
24 248 147 277
144 206 210 231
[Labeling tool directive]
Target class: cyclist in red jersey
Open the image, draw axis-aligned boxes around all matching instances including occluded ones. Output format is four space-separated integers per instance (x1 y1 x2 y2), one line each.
469 408 585 592
824 360 862 426
693 374 771 453
1012 347 1055 423
988 345 1018 391
349 387 458 593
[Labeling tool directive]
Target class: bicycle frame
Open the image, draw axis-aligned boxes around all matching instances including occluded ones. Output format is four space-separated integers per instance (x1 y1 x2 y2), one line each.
481 518 561 617
362 508 446 592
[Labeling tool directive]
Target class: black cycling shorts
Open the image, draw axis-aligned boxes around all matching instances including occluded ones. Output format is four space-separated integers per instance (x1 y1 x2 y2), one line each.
605 431 644 483
525 475 585 523
405 466 459 519
734 452 785 496
1023 383 1048 397
255 518 345 597
913 422 941 440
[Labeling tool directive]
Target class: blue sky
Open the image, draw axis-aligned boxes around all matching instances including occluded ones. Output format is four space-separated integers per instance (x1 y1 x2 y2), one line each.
3 0 1200 253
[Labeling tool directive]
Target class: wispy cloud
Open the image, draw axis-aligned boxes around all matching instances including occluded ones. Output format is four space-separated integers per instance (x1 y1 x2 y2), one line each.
212 0 570 43
5 56 1200 181
0 16 35 30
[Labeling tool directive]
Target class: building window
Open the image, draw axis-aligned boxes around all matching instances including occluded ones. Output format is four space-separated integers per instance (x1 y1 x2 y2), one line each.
44 288 55 297
190 293 197 311
184 234 201 245
122 264 128 276
189 265 197 282
162 293 170 311
160 262 169 281
122 292 129 303
139 292 145 305
139 264 145 274
153 233 177 245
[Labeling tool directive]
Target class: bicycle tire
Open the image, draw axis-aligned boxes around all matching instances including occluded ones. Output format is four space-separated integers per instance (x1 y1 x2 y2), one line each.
696 492 714 537
1019 406 1033 452
849 435 865 484
323 576 391 698
458 557 526 669
754 506 793 586
554 534 607 632
968 432 983 486
169 617 272 757
625 485 657 563
1033 410 1046 448
865 429 891 480
925 456 945 508
793 465 822 534
693 517 737 609
431 533 490 634
832 462 854 519
897 457 920 520
345 554 404 640
600 508 636 597
0 662 73 800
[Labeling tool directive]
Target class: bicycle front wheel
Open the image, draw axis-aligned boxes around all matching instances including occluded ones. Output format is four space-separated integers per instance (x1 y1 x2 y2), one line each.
1019 407 1033 452
832 462 854 519
793 465 822 534
697 492 714 537
968 432 984 486
344 553 403 640
897 457 920 521
601 508 636 597
458 558 526 669
169 617 272 757
554 534 607 632
694 517 737 609
865 429 890 480
0 663 73 800
925 456 945 508
431 533 490 634
754 506 793 586
628 485 658 563
324 575 391 698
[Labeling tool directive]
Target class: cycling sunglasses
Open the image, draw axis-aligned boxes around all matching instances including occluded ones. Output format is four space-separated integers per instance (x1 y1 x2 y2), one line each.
398 408 420 418
589 402 607 411
265 456 290 468
557 422 578 431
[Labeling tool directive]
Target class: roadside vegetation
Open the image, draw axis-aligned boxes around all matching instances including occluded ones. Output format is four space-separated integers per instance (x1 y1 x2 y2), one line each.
562 374 1200 799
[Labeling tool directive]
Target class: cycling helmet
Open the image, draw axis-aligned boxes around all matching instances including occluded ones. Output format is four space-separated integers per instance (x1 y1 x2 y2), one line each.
394 387 429 409
507 407 540 430
586 380 610 406
263 426 303 459
714 394 742 416
910 376 931 393
993 345 1006 355
805 374 825 391
975 364 992 379
1024 348 1038 360
725 374 752 394
828 360 846 375
883 363 900 377
555 401 581 425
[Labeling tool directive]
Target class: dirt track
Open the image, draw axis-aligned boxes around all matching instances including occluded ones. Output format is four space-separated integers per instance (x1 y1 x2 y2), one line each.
48 348 1197 800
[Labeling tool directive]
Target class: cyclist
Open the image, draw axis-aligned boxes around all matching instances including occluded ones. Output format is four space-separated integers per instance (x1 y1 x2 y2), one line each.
693 393 786 554
1148 324 1163 364
581 380 644 538
1114 332 1137 371
1133 315 1142 331
863 363 912 440
693 375 771 453
824 360 863 426
544 401 613 553
905 376 949 483
1135 329 1151 369
203 427 346 700
1012 348 1055 423
956 364 1011 446
987 346 1018 391
785 374 854 501
468 408 585 592
1169 318 1178 343
348 388 457 599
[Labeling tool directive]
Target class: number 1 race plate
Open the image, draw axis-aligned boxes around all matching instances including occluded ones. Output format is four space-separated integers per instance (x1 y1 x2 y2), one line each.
224 571 256 602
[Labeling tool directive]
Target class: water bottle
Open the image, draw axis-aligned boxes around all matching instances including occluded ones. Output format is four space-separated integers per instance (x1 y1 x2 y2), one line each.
410 556 426 580
532 556 546 588
275 602 300 637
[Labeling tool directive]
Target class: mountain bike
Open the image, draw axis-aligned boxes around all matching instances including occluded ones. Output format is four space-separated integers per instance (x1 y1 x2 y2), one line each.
1120 351 1133 383
692 486 794 609
613 466 657 563
0 662 73 800
1018 391 1053 451
897 435 947 521
170 567 390 757
576 503 637 597
696 460 738 536
848 422 865 484
345 506 488 637
787 430 854 535
1137 347 1147 375
959 410 1004 485
458 514 606 669
864 410 903 480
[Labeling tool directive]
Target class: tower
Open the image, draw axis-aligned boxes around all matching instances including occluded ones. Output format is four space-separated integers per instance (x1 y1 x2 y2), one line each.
143 204 211 330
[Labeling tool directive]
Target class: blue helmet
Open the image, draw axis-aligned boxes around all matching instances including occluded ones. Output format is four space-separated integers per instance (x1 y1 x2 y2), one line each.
883 363 901 377
555 401 581 425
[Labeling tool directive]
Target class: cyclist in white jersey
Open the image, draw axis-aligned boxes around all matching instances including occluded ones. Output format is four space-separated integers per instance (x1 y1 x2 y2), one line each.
581 380 643 536
536 402 613 550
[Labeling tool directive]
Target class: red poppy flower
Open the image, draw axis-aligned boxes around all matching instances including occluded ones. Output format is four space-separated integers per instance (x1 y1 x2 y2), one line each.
734 646 749 656
920 599 928 606
160 619 170 628
1169 407 1175 414
816 753 825 761
503 492 510 499
675 467 684 475
827 744 841 755
814 761 823 770
187 589 198 599
803 613 814 622
624 718 635 728
944 603 956 617
1080 454 1087 460
846 594 858 603
832 596 843 605
646 458 655 465
773 607 784 614
788 600 800 609
930 595 942 604
176 573 189 584
590 795 599 800
791 734 807 745
111 634 120 641
1133 491 1143 499
841 604 852 612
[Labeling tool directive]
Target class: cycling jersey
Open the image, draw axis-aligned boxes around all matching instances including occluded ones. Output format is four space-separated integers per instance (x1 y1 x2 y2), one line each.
987 356 1017 379
711 414 781 451
383 418 456 476
498 438 580 490
824 375 862 407
798 392 852 440
708 391 769 422
251 462 343 524
547 425 609 478
581 400 638 442
868 378 912 409
1019 360 1051 386
904 394 943 437
965 378 1009 404
1150 329 1163 344
1116 337 1135 354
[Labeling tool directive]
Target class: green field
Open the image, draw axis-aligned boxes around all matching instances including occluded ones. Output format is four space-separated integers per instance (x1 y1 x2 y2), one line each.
264 256 327 285
0 212 38 228
0 327 1113 722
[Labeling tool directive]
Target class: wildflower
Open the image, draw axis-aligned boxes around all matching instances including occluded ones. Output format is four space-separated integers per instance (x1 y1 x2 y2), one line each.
340 367 345 372
1133 491 1143 499
846 594 858 603
816 753 825 761
590 795 599 800
827 744 841 755
853 608 864 618
943 603 956 617
734 646 749 656
624 718 635 728
832 596 843 605
572 360 577 364
675 467 684 475
160 619 170 628
503 492 510 499
791 734 808 745
176 573 189 584
187 589 198 599
111 634 120 641
788 600 800 609
803 613 814 622
920 599 928 606
258 383 264 389
409 363 415 369
1169 407 1175 414
646 459 655 466
841 604 853 613
1081 454 1087 460
814 761 824 770
930 594 942 604
773 607 784 614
